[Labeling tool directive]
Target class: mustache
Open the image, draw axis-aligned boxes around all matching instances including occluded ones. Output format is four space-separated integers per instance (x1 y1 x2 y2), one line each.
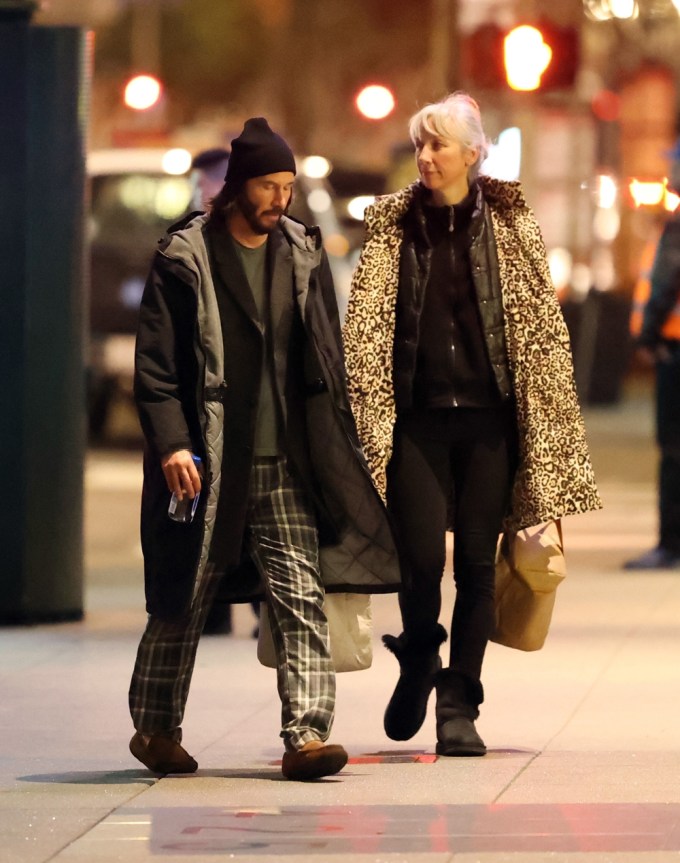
262 208 284 217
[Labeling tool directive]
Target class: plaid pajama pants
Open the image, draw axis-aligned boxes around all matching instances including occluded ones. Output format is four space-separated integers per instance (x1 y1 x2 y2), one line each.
129 455 335 752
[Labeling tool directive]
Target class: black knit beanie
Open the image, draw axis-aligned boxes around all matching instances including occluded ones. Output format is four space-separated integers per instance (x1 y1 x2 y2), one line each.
224 117 296 196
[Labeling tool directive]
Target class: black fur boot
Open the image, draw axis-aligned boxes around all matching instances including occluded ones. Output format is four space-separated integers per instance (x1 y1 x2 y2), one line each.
382 624 447 741
434 669 486 756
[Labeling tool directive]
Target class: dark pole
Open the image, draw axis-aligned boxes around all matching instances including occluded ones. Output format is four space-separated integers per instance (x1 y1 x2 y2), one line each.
0 2 35 614
0 1 90 622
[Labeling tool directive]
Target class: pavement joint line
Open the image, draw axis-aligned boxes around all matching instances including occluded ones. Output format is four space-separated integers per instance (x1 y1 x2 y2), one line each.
492 747 542 804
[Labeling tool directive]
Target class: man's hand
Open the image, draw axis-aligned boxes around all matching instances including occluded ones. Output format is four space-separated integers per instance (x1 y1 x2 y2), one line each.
161 449 202 500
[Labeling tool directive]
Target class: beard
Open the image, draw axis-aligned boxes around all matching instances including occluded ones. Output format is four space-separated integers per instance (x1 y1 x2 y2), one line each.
236 189 289 235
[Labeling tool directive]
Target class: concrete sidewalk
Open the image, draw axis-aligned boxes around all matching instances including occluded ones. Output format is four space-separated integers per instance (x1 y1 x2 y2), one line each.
3 381 680 863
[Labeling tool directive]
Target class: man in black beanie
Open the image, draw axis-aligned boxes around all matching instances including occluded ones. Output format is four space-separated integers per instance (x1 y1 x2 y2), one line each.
127 117 400 780
223 116 296 197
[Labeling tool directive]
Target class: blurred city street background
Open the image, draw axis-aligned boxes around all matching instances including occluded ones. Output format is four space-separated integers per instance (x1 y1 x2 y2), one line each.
4 0 680 860
30 0 678 444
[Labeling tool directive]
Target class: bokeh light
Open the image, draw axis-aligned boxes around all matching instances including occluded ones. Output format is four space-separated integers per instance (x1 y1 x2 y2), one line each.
300 156 332 178
355 85 395 120
124 74 162 111
161 148 192 175
347 195 376 221
591 90 621 123
306 188 333 213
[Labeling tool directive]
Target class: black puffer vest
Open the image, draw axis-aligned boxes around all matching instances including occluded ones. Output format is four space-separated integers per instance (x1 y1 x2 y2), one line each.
392 183 513 411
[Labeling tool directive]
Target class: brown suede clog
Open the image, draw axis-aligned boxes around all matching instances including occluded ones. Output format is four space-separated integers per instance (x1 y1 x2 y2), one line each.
129 732 198 775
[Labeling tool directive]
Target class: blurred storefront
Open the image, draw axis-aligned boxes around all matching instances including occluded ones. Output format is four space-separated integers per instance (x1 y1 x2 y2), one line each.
447 0 680 402
33 0 680 402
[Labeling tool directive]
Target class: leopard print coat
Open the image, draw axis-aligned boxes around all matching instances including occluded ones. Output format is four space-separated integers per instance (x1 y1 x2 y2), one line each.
342 177 602 531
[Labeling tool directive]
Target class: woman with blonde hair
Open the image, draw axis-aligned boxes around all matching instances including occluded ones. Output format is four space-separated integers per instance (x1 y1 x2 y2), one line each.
343 92 600 756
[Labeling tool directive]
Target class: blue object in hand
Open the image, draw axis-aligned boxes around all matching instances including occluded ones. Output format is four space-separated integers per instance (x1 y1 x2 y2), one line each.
168 455 202 523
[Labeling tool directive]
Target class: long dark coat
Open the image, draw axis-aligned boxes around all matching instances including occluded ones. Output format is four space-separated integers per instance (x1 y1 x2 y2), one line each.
135 213 400 620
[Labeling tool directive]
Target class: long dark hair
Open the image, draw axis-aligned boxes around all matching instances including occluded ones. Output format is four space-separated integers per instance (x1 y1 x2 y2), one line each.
206 183 238 229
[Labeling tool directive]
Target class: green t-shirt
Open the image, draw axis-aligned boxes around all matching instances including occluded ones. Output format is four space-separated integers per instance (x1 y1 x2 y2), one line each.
230 237 280 456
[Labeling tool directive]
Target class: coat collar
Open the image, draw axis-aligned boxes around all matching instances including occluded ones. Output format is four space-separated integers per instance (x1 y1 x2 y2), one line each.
267 227 295 346
364 176 528 237
404 180 484 247
162 214 318 332
208 223 297 346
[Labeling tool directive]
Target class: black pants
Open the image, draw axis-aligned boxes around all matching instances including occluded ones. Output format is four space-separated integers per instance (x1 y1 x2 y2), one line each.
656 343 680 555
387 406 518 682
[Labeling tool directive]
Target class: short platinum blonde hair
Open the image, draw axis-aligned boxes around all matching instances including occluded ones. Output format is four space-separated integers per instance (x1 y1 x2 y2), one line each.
408 92 489 180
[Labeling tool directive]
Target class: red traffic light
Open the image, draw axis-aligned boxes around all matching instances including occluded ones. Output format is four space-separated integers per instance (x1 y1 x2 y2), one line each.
462 23 506 91
535 20 580 90
504 25 552 91
465 20 579 92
